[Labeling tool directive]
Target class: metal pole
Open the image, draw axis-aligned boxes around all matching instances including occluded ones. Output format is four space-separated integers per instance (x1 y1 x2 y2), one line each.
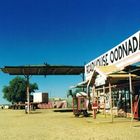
103 86 106 118
82 72 85 81
129 73 133 120
92 85 95 102
26 75 30 114
109 79 113 123
87 85 91 110
82 73 85 92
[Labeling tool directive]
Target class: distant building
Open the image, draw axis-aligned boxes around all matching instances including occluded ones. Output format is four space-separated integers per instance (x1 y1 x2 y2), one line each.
0 104 10 109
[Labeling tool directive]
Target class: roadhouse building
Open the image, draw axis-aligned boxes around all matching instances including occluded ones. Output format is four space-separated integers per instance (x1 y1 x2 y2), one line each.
76 30 140 120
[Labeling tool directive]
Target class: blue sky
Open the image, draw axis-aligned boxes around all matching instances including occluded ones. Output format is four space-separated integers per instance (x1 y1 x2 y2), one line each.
0 0 140 104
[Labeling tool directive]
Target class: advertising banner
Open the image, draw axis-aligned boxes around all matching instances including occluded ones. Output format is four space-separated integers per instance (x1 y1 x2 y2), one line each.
85 31 140 80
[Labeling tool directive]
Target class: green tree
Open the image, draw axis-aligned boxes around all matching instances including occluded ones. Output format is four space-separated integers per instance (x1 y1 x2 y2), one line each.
2 76 38 103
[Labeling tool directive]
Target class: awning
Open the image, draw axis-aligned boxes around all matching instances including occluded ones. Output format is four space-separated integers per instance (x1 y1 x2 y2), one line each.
76 92 87 97
77 80 89 86
87 65 140 87
86 65 120 87
109 73 137 79
95 65 120 78
70 80 89 89
1 65 84 76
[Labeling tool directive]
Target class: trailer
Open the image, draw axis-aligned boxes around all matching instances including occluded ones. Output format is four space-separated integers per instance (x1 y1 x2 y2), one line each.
72 92 89 117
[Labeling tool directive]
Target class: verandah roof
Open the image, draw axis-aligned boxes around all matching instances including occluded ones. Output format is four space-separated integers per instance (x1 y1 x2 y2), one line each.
1 65 84 76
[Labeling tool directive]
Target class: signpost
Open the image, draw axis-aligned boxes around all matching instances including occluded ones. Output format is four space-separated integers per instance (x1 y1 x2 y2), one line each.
85 31 140 80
